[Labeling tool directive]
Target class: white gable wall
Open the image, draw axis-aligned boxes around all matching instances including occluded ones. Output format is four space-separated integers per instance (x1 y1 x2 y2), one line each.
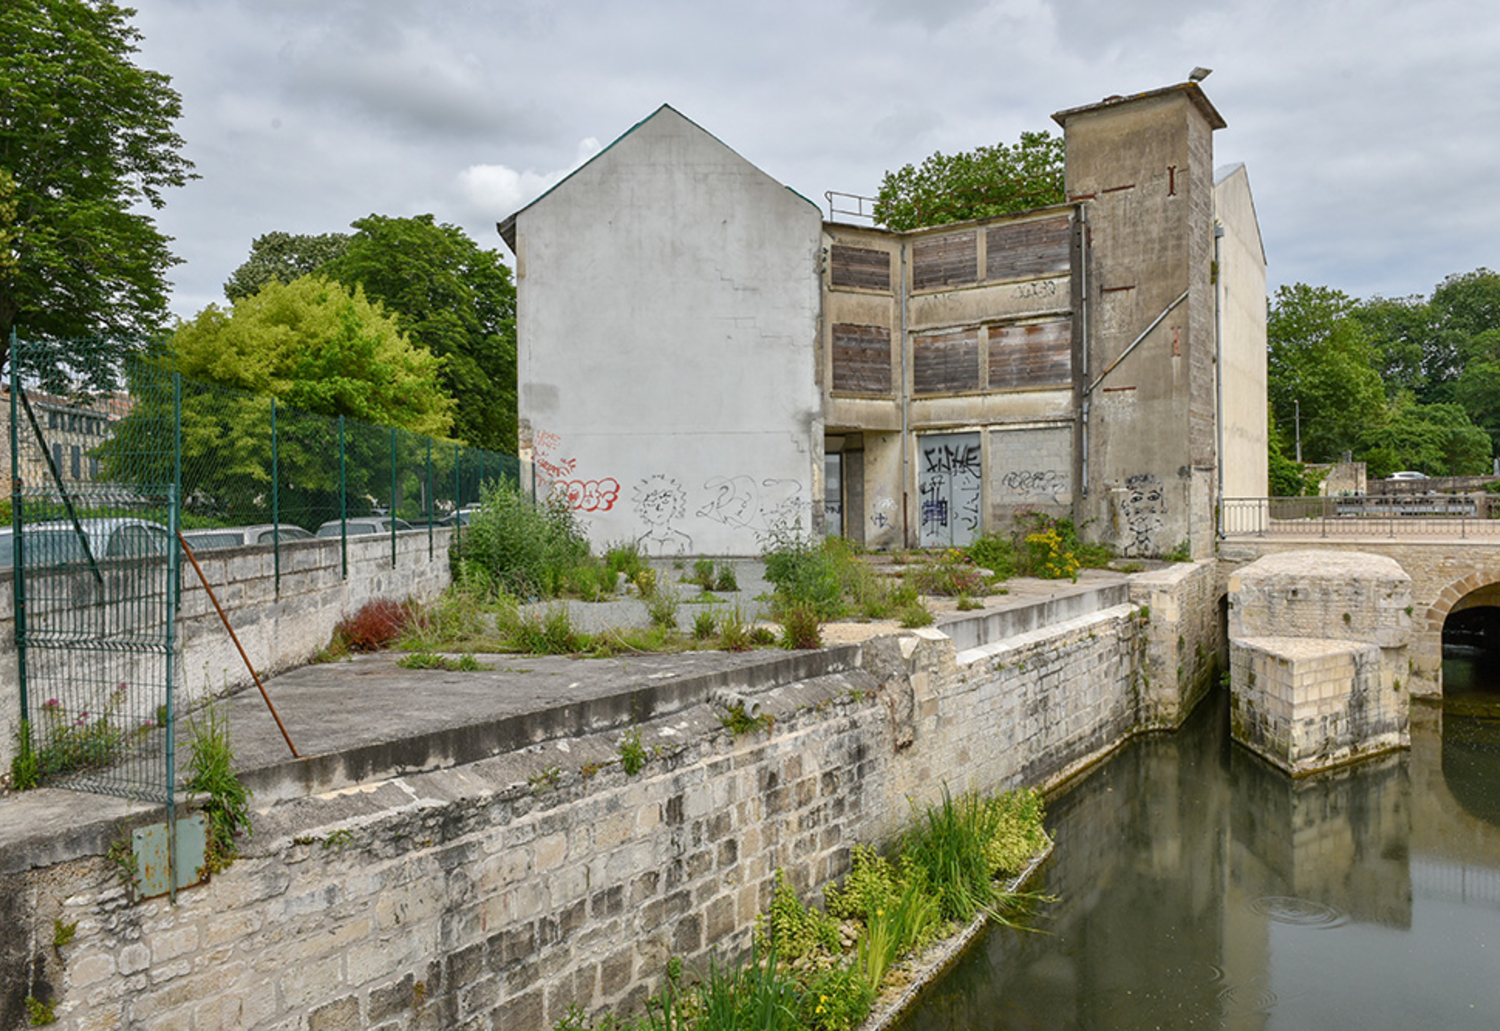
514 108 824 555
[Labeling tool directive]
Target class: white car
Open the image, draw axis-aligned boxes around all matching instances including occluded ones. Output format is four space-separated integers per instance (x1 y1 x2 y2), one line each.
0 518 171 569
315 517 415 537
1387 471 1428 480
180 524 315 551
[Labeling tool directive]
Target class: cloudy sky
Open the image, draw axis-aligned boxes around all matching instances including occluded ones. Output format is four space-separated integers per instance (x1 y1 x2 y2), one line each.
128 0 1500 320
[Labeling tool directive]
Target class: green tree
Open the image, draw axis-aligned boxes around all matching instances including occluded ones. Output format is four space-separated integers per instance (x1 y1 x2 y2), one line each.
101 276 453 526
1267 284 1386 464
223 231 350 302
0 0 194 388
321 214 517 451
172 275 452 435
874 131 1065 232
1355 397 1492 478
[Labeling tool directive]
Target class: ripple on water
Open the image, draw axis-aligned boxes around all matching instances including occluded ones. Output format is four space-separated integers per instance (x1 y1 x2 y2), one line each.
1216 978 1279 1013
1247 894 1351 928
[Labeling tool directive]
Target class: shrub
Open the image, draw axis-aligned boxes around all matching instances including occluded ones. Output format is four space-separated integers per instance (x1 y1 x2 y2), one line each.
337 598 417 652
780 602 823 650
604 540 647 584
749 626 778 646
399 589 489 651
689 558 717 589
692 610 717 639
719 607 753 652
963 532 1016 581
184 701 251 873
1024 527 1080 581
501 604 589 654
457 480 589 598
647 581 680 629
756 869 841 962
713 562 739 592
762 520 845 620
906 549 989 596
619 729 647 775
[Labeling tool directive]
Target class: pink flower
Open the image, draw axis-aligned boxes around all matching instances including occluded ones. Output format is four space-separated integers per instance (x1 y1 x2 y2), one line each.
42 698 60 711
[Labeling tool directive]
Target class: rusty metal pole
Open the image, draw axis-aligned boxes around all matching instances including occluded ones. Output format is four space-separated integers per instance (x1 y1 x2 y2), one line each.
177 532 299 758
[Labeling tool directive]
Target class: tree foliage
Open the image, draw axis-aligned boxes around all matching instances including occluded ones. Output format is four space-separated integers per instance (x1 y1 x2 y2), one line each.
171 275 453 436
0 0 194 387
874 131 1065 232
321 214 518 451
1267 284 1386 464
223 231 350 302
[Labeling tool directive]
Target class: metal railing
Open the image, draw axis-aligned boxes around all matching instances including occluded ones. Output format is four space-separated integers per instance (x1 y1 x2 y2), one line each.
1221 495 1500 539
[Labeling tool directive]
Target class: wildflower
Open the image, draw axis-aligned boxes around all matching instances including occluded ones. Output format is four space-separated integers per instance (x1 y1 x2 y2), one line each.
42 698 60 711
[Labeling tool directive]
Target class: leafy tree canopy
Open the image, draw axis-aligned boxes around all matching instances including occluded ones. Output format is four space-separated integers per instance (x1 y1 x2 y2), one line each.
0 0 194 389
1267 284 1386 464
1355 396 1492 479
874 130 1065 232
172 275 453 437
223 231 350 302
321 214 517 451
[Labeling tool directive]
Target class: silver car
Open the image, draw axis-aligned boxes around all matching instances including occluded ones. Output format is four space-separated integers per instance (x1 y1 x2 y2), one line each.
315 517 415 537
180 524 315 551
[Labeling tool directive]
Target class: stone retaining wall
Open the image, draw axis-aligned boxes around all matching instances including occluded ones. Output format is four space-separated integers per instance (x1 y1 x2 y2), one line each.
0 531 453 775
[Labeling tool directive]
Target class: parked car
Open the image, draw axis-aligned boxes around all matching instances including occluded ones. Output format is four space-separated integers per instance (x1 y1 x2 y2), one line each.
0 518 171 569
315 517 414 538
1388 471 1428 480
180 524 315 551
437 507 481 528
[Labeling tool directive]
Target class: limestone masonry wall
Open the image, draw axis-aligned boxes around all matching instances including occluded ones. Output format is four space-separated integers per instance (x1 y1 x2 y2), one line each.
0 531 453 774
0 573 1220 1030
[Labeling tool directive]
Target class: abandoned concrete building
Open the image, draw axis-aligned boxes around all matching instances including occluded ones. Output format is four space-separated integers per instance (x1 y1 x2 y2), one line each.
498 79 1266 558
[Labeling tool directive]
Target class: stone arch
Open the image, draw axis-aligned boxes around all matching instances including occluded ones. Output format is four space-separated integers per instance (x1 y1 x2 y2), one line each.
1420 570 1500 696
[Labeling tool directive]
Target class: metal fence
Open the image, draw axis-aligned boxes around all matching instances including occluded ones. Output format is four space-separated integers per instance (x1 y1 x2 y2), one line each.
7 334 518 802
1221 495 1500 539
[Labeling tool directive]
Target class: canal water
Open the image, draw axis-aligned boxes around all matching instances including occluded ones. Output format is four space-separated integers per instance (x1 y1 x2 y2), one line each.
895 653 1500 1030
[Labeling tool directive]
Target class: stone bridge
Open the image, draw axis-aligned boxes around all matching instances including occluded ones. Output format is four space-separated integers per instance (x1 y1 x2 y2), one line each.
1219 531 1500 698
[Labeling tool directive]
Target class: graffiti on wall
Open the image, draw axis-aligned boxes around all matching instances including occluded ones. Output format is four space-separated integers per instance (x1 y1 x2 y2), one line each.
634 474 693 555
533 428 621 512
999 469 1068 501
1120 473 1165 557
696 475 806 532
918 433 981 547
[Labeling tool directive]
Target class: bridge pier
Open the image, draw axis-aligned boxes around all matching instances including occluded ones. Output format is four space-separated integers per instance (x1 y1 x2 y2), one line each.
1227 550 1412 775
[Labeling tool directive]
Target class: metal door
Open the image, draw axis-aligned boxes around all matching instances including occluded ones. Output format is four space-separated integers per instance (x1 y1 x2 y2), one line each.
917 431 981 547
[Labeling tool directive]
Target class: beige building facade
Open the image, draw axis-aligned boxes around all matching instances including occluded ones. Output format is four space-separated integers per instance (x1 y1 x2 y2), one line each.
502 81 1267 557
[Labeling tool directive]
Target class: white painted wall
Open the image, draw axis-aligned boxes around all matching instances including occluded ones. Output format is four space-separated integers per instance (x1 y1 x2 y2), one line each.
1215 164 1269 499
512 107 824 555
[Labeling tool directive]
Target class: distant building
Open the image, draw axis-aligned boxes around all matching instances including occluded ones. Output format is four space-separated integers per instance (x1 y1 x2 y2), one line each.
1 391 128 494
499 80 1266 557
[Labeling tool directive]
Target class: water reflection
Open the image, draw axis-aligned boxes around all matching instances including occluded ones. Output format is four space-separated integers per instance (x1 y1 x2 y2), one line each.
895 674 1500 1030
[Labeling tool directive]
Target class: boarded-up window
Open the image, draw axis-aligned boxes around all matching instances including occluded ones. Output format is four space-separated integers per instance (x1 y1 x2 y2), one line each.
831 324 892 394
912 231 978 291
985 216 1071 282
988 319 1072 390
914 329 981 395
830 245 891 291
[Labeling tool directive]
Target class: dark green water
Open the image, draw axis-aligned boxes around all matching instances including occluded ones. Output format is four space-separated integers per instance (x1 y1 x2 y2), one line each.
896 656 1500 1030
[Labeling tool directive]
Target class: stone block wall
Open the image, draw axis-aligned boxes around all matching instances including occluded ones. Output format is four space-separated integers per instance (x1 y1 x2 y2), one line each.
1129 560 1224 728
1 596 1166 1030
0 531 453 774
1227 551 1411 774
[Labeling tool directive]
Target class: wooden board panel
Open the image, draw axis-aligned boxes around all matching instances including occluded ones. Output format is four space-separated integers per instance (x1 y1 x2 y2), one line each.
831 323 893 394
987 319 1072 390
830 244 891 291
985 215 1071 282
914 329 981 394
912 230 978 291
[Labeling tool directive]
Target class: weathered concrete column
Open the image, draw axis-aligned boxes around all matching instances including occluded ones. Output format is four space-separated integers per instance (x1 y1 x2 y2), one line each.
1227 550 1411 775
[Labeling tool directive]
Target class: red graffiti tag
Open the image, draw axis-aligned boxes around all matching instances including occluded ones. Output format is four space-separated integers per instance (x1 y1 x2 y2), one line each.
549 477 621 512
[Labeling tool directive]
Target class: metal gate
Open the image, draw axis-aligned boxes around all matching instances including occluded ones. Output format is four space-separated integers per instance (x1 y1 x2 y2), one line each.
917 431 982 548
8 338 181 807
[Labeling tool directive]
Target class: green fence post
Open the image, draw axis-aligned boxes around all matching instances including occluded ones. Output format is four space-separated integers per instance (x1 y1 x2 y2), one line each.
173 369 183 615
390 426 397 569
454 443 461 553
164 480 180 902
9 331 29 733
271 397 280 595
426 436 433 561
339 415 347 580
